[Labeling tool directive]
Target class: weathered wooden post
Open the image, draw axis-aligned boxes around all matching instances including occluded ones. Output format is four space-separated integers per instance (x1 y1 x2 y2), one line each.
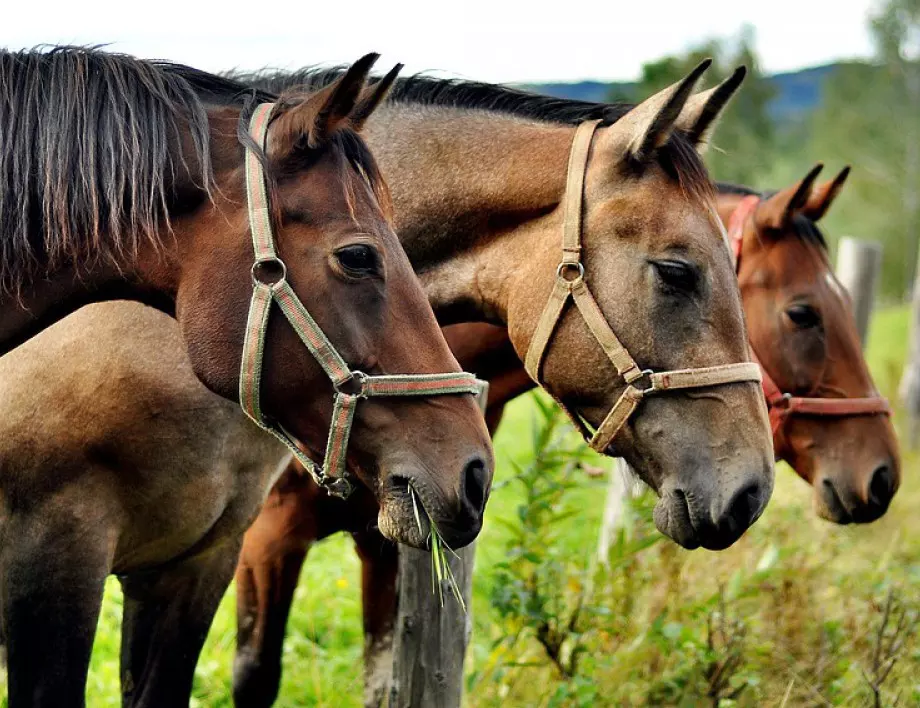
596 458 641 565
388 544 475 708
835 236 882 346
386 384 488 707
901 250 920 447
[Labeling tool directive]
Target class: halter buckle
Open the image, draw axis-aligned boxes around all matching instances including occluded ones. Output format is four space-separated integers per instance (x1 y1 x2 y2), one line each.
634 369 656 395
251 257 288 287
334 370 369 399
556 262 585 282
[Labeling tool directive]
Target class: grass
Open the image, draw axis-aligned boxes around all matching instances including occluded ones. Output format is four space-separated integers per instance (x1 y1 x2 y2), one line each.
0 306 917 706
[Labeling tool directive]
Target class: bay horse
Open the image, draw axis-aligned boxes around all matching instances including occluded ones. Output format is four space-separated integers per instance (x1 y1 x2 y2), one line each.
0 48 496 707
231 83 897 708
0 60 774 702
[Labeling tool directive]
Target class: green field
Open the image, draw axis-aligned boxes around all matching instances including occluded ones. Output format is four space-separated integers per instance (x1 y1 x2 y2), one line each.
4 306 918 707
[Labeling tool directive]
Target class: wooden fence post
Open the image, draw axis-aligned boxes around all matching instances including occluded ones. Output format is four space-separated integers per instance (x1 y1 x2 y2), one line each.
388 544 475 708
901 250 920 447
596 458 642 565
835 236 882 347
386 384 487 707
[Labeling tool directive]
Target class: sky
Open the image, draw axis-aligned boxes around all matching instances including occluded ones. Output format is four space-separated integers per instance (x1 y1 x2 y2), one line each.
0 0 879 83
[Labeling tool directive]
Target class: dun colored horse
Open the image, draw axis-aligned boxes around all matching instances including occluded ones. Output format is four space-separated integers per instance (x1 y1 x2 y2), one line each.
0 60 774 703
0 48 495 707
231 79 897 708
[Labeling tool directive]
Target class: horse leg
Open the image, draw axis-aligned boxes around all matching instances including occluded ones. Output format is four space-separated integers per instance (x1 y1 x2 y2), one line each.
233 468 322 708
353 529 399 708
118 540 241 708
0 510 109 708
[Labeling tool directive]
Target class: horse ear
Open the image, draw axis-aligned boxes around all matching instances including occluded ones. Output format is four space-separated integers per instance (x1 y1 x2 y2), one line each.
754 164 824 231
602 59 711 164
351 63 403 131
801 166 850 221
675 66 746 153
268 53 379 158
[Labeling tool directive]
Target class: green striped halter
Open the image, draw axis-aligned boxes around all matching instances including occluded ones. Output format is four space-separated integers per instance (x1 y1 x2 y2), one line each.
239 103 485 499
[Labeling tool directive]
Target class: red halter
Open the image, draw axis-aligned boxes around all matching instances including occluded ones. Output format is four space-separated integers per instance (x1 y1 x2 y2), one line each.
727 196 891 442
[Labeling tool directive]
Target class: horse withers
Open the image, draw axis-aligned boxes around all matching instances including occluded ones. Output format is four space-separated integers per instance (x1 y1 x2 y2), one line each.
0 48 493 708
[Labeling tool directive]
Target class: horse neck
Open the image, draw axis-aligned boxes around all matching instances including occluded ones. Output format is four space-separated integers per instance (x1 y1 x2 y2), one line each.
0 243 179 356
363 105 575 324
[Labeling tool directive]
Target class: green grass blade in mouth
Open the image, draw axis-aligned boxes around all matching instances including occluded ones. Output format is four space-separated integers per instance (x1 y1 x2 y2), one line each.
409 484 466 611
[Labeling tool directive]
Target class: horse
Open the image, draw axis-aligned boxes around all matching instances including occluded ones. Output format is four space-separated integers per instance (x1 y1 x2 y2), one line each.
0 60 774 703
231 102 897 708
0 48 496 707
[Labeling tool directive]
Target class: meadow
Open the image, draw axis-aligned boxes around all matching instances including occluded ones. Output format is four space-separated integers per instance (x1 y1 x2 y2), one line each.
4 306 917 707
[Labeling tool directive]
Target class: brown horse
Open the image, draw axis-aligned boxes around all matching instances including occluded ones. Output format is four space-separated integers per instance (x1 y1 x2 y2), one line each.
0 48 494 707
233 163 898 707
0 61 772 703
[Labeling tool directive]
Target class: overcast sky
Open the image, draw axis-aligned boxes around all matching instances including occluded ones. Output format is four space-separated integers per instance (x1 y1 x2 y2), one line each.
0 0 879 83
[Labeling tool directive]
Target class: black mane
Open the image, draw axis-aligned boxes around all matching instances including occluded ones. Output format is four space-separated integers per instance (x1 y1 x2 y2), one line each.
0 48 391 294
0 46 273 293
232 67 712 202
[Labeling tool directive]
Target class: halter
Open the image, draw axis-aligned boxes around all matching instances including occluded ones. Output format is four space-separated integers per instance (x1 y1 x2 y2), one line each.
727 195 891 443
524 120 762 454
239 103 485 498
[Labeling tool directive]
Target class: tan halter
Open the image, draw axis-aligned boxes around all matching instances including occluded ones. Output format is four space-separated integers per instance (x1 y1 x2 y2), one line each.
524 120 763 454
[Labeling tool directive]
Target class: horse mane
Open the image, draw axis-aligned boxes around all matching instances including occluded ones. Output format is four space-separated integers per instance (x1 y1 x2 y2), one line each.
0 47 389 296
232 67 713 204
716 182 828 250
0 47 236 292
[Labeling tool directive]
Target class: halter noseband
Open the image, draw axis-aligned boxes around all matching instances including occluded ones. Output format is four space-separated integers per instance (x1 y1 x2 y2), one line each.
239 103 485 499
524 120 762 454
727 195 891 443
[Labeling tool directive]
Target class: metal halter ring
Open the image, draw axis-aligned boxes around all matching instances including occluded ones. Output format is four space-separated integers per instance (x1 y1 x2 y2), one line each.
251 257 288 287
633 369 656 395
334 370 369 398
556 262 585 281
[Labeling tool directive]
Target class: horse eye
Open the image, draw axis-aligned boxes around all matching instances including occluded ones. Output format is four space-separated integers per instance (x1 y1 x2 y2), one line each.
651 259 698 292
335 244 379 276
786 304 821 329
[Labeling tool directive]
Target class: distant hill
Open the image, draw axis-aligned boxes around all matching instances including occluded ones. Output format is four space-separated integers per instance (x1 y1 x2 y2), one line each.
522 63 852 123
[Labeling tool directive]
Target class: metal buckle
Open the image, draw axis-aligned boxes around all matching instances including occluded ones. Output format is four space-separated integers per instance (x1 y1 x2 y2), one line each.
334 370 369 399
251 257 288 287
633 369 656 395
556 262 585 282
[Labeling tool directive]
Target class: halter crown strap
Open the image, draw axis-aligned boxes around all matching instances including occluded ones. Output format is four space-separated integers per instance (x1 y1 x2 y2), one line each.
728 196 891 445
524 120 762 454
238 103 486 498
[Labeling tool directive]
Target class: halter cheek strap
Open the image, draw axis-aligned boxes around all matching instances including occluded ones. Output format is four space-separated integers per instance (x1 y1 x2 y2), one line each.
239 103 486 498
524 120 762 454
727 195 891 445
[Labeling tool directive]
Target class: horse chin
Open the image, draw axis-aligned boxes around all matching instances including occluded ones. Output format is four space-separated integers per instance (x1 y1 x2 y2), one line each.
653 494 702 550
377 499 431 549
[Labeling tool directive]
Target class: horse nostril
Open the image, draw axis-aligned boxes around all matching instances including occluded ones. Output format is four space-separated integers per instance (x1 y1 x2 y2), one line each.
461 457 489 513
723 481 762 531
868 464 893 506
